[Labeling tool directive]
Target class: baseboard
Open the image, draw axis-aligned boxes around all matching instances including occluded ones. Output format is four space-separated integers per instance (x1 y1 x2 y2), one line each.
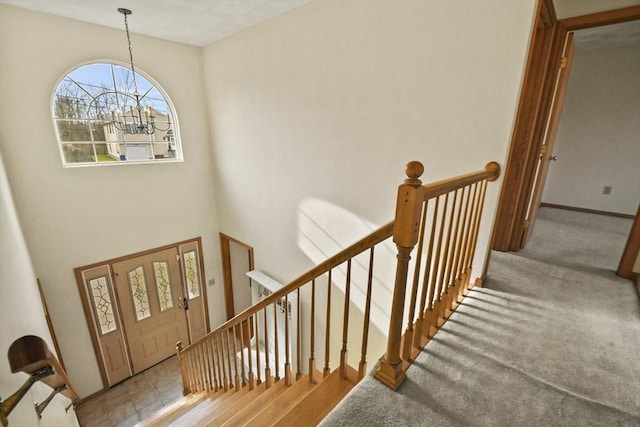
540 203 635 219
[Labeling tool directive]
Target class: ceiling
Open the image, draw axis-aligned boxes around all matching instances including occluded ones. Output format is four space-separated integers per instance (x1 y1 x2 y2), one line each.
0 0 638 49
0 0 313 47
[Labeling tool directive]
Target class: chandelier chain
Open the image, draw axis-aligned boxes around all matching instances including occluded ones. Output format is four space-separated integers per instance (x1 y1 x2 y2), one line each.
123 12 140 98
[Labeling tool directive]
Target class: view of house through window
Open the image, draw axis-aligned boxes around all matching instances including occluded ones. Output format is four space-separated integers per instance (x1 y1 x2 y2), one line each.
52 62 181 166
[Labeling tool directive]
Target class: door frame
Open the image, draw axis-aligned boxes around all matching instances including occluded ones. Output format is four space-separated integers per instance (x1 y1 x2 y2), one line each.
74 237 208 391
219 233 254 320
492 3 640 252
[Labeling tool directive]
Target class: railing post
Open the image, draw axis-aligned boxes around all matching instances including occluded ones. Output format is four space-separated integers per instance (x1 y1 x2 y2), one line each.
176 341 189 396
375 161 424 390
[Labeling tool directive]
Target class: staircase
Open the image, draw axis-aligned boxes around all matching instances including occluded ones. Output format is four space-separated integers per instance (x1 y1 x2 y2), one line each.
137 160 500 426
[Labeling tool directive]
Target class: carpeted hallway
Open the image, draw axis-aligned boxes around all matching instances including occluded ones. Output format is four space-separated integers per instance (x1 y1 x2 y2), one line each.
321 207 640 426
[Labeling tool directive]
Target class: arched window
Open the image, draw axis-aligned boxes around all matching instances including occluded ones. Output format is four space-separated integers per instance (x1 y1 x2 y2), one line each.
52 62 182 166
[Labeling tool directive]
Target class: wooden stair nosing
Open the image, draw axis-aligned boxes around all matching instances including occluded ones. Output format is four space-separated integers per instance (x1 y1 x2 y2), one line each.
238 375 318 427
272 367 358 427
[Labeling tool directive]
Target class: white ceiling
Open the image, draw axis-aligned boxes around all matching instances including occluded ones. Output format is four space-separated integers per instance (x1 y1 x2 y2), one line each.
0 0 313 47
0 0 638 49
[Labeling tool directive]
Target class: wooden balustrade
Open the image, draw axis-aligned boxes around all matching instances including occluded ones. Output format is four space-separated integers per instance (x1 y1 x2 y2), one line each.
178 220 395 396
375 161 500 390
178 160 500 399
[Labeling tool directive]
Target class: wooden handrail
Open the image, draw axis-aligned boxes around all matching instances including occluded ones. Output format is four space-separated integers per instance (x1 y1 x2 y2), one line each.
178 160 500 399
1 335 79 426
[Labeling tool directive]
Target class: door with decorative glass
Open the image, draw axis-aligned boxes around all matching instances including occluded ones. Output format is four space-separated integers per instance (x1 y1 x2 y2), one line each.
112 247 189 374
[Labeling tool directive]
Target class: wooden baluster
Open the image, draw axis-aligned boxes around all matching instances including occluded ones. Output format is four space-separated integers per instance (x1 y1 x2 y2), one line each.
296 288 302 380
415 197 439 348
225 329 233 391
186 351 195 393
177 341 189 396
273 303 280 382
375 161 424 390
340 259 352 379
450 185 471 309
197 344 205 392
216 334 225 391
467 179 489 289
254 313 262 385
309 279 316 383
210 337 220 392
323 270 332 378
402 200 428 361
426 195 448 338
463 182 482 295
203 339 211 392
263 306 272 388
458 183 478 301
244 319 255 390
445 188 464 318
222 333 230 391
358 247 375 380
438 189 459 323
231 325 241 391
284 294 292 385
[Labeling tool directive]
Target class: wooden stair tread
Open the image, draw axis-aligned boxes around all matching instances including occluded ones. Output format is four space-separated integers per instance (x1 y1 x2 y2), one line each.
226 375 317 427
167 384 254 427
218 379 291 426
272 367 358 427
134 392 208 427
201 381 271 426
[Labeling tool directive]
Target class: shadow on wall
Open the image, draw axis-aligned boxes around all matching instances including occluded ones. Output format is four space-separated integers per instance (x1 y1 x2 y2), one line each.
297 197 398 334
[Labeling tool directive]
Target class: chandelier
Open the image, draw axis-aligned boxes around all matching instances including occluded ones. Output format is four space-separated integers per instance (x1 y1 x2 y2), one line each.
112 8 170 135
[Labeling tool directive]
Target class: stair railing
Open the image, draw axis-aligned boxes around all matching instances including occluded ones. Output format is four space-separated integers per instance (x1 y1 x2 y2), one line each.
178 160 500 396
1 335 79 426
375 161 500 389
178 218 395 395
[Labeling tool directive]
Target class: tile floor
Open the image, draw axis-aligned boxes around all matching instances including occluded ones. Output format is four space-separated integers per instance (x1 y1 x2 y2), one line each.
75 356 184 427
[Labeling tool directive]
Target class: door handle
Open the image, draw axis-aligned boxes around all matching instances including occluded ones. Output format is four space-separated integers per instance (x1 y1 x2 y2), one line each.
178 297 189 310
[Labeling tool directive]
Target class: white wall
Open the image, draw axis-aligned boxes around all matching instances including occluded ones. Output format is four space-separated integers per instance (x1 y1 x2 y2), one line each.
202 0 536 342
0 151 78 426
542 41 640 215
0 5 224 397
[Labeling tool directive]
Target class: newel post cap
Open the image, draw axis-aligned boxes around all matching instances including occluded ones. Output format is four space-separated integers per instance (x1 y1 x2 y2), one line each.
404 161 424 185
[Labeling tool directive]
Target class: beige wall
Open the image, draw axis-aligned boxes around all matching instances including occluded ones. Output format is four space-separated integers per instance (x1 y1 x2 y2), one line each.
0 151 78 426
0 5 224 397
201 0 635 373
202 0 536 345
542 41 640 214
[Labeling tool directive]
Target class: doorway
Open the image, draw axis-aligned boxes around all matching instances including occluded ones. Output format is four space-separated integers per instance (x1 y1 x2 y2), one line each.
220 233 254 319
491 3 640 255
75 237 209 388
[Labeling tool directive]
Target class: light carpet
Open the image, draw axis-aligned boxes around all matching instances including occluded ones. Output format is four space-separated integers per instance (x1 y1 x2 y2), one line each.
320 208 640 426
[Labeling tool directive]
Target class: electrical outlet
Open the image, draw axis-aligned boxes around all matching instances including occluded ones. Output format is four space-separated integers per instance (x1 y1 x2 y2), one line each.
603 186 612 195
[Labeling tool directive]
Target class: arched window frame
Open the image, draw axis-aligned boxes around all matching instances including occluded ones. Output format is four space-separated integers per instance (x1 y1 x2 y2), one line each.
51 60 183 167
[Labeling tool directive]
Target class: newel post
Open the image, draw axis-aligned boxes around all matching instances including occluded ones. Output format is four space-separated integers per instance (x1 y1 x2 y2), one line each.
375 161 425 390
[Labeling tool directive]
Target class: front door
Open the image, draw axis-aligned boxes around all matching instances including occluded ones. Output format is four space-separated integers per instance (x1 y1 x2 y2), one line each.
113 247 190 373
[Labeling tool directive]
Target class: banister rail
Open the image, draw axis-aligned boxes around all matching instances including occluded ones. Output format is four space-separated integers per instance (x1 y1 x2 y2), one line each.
178 160 500 398
1 335 79 426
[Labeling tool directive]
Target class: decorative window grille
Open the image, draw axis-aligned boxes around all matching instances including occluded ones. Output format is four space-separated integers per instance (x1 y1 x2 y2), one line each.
52 62 181 167
88 276 118 335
